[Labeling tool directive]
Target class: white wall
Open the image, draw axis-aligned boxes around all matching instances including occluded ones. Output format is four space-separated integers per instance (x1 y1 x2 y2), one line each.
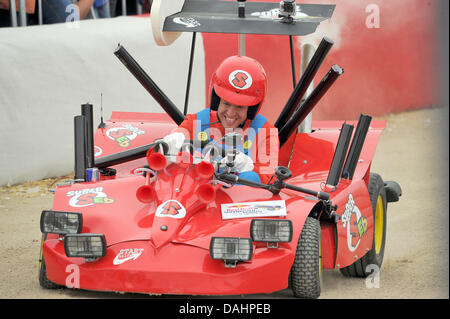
0 16 205 186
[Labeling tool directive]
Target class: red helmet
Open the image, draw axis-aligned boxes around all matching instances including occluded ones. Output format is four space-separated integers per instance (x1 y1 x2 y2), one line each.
210 55 267 120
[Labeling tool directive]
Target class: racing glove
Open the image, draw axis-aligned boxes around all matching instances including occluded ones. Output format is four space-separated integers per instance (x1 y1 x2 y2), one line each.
162 132 185 155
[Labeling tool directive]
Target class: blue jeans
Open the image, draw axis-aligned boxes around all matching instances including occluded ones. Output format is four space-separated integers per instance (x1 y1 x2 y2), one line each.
41 0 74 24
94 2 111 18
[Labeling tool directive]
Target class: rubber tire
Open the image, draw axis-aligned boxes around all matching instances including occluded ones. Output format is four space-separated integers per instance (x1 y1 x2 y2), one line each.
38 234 61 289
290 217 322 299
340 173 387 277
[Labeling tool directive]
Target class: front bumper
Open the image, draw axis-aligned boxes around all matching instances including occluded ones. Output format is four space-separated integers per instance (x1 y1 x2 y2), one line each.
43 239 294 295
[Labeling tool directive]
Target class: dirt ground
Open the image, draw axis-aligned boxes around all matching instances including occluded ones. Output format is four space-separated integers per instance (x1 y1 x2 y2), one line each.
0 106 448 300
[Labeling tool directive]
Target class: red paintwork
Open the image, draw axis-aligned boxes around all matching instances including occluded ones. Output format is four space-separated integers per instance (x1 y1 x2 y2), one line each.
42 112 385 295
202 0 439 122
320 222 336 269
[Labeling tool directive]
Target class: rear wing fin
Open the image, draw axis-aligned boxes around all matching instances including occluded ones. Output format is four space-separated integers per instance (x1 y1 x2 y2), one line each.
163 1 335 36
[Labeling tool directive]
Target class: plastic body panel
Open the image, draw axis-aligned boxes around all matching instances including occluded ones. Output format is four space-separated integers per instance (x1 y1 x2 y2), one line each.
43 113 386 295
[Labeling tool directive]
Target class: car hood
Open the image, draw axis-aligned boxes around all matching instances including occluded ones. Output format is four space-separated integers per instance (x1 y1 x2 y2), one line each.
53 174 320 249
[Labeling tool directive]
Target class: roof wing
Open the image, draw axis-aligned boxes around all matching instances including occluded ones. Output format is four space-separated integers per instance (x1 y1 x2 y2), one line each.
163 0 335 36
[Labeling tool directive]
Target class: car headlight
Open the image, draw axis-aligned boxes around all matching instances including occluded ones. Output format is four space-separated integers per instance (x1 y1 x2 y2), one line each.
64 234 106 260
210 237 253 268
40 210 82 235
250 219 293 247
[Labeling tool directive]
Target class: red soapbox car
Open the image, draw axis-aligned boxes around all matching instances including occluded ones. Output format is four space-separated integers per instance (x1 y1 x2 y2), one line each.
38 1 402 299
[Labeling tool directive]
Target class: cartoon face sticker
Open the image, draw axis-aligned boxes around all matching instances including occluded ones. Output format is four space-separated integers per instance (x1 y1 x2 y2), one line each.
94 146 103 157
197 131 208 142
67 187 115 208
106 124 145 148
341 194 368 252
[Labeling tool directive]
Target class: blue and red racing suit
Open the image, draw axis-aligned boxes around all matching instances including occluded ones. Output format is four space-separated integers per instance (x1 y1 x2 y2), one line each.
173 108 279 184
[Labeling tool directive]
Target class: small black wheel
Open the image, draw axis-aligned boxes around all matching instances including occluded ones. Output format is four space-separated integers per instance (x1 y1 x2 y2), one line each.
340 172 387 277
38 233 62 289
290 217 322 299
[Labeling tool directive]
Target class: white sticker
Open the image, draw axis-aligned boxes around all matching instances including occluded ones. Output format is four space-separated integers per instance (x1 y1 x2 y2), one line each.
250 7 310 19
228 70 253 90
106 124 145 148
156 200 186 219
113 248 144 265
173 17 201 28
94 145 102 157
66 187 114 207
221 200 287 220
341 194 368 252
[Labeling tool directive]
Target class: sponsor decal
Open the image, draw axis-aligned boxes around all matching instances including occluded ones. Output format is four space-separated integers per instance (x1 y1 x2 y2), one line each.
66 187 115 207
221 200 286 220
173 17 201 28
243 139 252 150
94 145 102 157
156 200 186 219
106 124 145 148
113 248 144 265
251 7 311 19
229 70 252 90
341 194 368 252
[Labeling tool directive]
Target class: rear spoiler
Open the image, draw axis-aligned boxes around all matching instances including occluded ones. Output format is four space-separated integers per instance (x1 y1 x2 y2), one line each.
163 1 335 36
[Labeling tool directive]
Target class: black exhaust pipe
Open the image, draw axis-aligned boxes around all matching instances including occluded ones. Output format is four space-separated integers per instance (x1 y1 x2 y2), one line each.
114 44 185 125
278 64 344 146
95 142 156 169
274 37 334 130
341 114 372 180
74 115 87 182
81 103 94 168
326 123 354 187
94 141 169 169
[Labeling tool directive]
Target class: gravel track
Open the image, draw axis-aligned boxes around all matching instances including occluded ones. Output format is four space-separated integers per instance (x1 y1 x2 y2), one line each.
0 106 448 299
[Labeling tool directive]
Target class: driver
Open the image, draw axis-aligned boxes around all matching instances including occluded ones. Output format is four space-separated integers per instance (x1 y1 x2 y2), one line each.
162 55 278 184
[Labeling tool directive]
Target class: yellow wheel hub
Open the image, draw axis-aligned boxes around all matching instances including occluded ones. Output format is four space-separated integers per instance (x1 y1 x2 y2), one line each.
318 237 322 278
374 195 384 254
